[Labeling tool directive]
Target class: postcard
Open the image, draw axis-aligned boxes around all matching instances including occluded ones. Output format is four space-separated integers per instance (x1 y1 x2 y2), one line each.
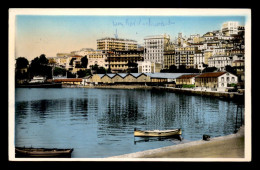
9 8 251 162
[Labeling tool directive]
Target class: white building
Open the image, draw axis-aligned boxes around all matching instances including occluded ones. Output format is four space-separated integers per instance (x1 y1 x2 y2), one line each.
86 50 108 69
208 55 233 70
212 48 228 56
221 21 239 36
218 72 238 91
194 53 205 70
137 61 162 73
143 34 170 68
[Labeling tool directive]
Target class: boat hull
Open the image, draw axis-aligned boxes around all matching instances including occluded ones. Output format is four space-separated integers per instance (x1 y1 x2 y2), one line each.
15 147 73 158
134 129 182 137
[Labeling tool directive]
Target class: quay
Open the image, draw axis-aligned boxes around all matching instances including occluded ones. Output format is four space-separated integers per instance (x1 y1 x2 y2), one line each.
109 126 245 159
82 84 244 101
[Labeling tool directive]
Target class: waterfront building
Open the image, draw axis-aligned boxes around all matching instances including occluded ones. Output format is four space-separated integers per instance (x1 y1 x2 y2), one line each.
145 73 191 83
131 73 150 83
90 74 105 84
176 74 199 86
123 73 137 83
82 75 92 86
111 73 126 83
85 73 190 85
195 72 238 91
101 74 115 84
175 46 198 69
97 37 138 51
221 21 239 36
143 34 170 68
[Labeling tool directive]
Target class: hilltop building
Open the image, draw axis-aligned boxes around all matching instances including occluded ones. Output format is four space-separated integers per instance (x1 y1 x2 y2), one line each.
97 37 138 51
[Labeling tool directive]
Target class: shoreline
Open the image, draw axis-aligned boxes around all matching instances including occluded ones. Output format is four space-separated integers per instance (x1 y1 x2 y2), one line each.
81 85 244 101
109 126 245 159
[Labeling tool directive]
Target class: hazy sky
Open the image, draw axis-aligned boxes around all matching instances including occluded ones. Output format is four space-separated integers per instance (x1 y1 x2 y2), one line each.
15 15 245 61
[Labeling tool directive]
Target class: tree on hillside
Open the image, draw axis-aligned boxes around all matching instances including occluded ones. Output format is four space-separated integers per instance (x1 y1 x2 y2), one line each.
69 58 76 66
225 65 237 75
53 67 66 76
127 62 138 73
202 66 218 73
77 69 91 78
81 56 88 68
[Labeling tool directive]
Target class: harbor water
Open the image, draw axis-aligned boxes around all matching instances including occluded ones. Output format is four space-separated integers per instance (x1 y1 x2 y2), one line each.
15 88 244 158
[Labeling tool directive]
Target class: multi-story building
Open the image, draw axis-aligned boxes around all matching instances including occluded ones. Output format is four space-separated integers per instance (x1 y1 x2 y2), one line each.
143 34 170 68
203 32 214 41
208 55 233 70
87 50 108 69
194 52 205 70
97 37 138 51
175 46 198 68
105 50 144 73
163 50 175 69
137 61 162 73
190 34 200 43
221 21 239 36
195 72 238 91
204 49 213 65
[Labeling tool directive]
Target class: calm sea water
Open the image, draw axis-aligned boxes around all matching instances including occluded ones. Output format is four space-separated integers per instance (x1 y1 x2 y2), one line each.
15 88 243 158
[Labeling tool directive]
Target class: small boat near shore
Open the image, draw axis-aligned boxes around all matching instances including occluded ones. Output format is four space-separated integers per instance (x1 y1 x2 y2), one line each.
15 147 73 158
134 128 182 137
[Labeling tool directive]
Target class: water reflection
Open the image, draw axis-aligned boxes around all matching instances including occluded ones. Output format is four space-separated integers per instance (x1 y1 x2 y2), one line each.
15 88 244 158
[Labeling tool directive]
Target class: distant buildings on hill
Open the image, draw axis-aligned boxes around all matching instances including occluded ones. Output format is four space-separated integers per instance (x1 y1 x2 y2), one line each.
49 21 244 76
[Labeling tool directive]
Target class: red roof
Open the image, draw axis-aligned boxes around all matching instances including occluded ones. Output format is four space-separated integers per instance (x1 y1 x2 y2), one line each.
195 72 226 78
176 74 199 79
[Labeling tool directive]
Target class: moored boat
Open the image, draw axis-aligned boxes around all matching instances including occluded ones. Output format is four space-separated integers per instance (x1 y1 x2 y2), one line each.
134 128 182 137
15 147 73 158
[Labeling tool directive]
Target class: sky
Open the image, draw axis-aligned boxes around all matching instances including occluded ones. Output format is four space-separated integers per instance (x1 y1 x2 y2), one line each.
15 15 246 61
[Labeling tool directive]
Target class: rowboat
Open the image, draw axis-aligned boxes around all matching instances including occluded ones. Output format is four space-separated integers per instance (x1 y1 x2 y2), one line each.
15 147 74 158
134 128 182 137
